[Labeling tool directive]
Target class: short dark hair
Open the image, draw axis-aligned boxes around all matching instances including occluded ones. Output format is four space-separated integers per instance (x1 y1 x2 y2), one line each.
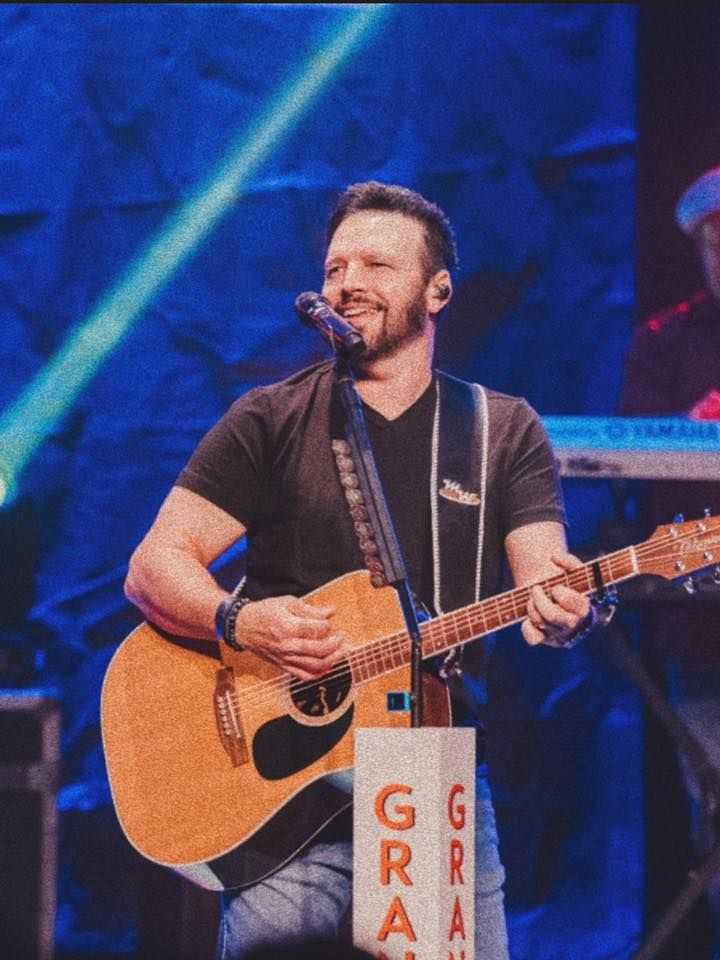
326 181 458 276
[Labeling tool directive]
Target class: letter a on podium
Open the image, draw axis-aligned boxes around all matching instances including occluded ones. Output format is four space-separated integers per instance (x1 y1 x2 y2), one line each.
353 727 476 959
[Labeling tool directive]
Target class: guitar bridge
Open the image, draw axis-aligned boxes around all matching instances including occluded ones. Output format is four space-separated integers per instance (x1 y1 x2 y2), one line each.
214 667 249 767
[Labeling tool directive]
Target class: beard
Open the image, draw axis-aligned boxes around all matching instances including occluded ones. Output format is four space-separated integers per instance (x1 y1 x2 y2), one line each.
346 287 429 366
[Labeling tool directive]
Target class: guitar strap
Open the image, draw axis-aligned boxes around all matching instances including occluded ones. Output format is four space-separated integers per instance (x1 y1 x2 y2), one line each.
431 372 489 677
431 371 489 616
330 369 489 673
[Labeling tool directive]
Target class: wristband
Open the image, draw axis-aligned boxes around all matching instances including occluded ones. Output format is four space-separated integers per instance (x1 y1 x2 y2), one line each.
555 606 597 649
215 595 252 652
560 594 618 648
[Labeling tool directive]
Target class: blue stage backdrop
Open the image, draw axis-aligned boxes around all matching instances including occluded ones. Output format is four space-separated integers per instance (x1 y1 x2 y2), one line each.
0 4 638 956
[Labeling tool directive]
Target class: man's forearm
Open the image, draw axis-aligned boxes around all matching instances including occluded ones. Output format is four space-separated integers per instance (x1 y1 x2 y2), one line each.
125 545 228 641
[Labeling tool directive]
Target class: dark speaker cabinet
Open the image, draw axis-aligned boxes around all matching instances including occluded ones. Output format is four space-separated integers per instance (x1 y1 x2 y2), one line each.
0 690 60 960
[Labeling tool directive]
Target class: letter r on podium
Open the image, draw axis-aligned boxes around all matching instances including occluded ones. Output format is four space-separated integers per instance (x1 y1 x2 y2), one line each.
353 728 476 959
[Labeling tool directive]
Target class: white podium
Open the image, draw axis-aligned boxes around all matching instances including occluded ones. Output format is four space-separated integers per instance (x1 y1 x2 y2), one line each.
353 727 476 960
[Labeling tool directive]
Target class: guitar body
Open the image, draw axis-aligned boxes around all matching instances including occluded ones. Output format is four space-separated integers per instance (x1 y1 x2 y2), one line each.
101 570 450 890
103 513 720 890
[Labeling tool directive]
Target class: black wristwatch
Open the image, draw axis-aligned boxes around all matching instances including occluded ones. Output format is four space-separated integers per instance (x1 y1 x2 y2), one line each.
215 595 252 652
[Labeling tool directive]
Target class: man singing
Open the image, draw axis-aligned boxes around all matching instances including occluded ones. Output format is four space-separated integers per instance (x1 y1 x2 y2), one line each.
124 181 592 958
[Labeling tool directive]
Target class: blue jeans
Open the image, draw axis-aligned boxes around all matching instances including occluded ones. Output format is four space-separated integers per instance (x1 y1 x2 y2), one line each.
217 771 509 959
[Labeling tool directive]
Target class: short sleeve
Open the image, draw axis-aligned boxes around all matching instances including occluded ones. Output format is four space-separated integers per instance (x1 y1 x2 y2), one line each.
501 399 566 535
175 388 271 529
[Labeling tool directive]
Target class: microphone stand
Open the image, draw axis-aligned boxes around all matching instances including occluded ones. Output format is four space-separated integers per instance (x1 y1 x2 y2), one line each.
333 353 424 727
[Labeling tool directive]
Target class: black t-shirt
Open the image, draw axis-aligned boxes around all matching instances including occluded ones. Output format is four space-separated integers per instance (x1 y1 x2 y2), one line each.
361 380 435 612
176 361 565 612
176 362 565 732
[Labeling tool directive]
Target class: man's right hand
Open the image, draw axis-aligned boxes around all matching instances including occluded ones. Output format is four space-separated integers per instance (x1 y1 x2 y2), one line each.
235 596 347 680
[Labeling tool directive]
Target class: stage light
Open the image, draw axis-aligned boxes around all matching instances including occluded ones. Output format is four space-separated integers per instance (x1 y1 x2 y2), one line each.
0 4 389 508
0 468 12 510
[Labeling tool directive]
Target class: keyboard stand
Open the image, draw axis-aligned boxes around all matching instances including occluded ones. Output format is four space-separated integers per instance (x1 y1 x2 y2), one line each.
604 579 720 959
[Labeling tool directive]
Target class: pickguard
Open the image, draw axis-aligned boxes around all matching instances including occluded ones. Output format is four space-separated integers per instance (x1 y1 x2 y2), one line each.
252 706 355 780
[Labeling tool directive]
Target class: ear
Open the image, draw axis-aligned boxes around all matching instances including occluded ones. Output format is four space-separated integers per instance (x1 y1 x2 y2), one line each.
426 269 452 315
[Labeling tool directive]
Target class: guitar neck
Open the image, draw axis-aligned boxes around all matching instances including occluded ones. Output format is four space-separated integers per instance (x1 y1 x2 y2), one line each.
349 544 639 684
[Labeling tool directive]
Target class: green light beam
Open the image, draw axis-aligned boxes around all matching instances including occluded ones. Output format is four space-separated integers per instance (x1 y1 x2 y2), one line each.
0 4 389 506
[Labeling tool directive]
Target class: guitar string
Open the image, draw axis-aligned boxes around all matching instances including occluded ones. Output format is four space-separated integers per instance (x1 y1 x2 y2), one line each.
225 529 713 715
231 586 672 718
227 530 714 713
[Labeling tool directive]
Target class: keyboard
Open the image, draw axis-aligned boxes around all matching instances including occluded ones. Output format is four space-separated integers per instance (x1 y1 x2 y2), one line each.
541 416 720 480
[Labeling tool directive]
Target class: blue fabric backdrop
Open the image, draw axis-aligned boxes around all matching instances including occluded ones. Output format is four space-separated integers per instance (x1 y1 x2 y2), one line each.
0 4 638 956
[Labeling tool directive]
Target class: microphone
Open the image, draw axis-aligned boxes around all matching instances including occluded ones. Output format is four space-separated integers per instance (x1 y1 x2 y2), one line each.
295 292 366 361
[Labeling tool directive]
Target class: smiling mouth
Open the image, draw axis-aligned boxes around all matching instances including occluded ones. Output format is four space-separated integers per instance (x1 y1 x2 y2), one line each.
339 302 383 320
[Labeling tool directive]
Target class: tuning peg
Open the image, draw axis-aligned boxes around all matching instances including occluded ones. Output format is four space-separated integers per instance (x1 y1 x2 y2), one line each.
714 566 720 585
673 513 685 524
704 507 712 518
683 576 697 595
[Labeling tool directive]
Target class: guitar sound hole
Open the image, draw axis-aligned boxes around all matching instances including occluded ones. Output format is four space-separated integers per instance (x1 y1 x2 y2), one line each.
289 660 352 718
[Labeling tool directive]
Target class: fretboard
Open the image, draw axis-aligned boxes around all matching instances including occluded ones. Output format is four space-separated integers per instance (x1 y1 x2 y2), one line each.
349 545 639 685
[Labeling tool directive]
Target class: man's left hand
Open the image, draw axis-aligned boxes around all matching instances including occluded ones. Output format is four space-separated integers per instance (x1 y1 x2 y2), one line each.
521 553 593 649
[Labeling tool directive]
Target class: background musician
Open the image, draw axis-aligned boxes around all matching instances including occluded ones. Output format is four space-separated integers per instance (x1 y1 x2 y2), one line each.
621 165 720 957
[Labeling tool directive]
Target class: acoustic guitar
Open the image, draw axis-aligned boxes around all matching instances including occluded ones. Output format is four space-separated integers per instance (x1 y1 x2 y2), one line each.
101 515 720 891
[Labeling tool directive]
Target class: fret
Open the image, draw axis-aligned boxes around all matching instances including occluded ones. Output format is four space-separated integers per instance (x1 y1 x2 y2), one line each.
490 596 505 631
447 618 467 646
578 566 595 592
472 607 488 637
425 620 444 655
352 657 370 684
496 592 521 628
368 644 383 679
383 644 398 674
390 643 404 669
448 615 464 646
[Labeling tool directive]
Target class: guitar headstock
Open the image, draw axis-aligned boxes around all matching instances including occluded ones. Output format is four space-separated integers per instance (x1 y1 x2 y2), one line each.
639 514 720 580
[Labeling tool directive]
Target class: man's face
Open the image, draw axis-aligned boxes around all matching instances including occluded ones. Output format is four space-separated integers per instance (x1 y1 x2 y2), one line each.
697 211 720 304
322 210 435 364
